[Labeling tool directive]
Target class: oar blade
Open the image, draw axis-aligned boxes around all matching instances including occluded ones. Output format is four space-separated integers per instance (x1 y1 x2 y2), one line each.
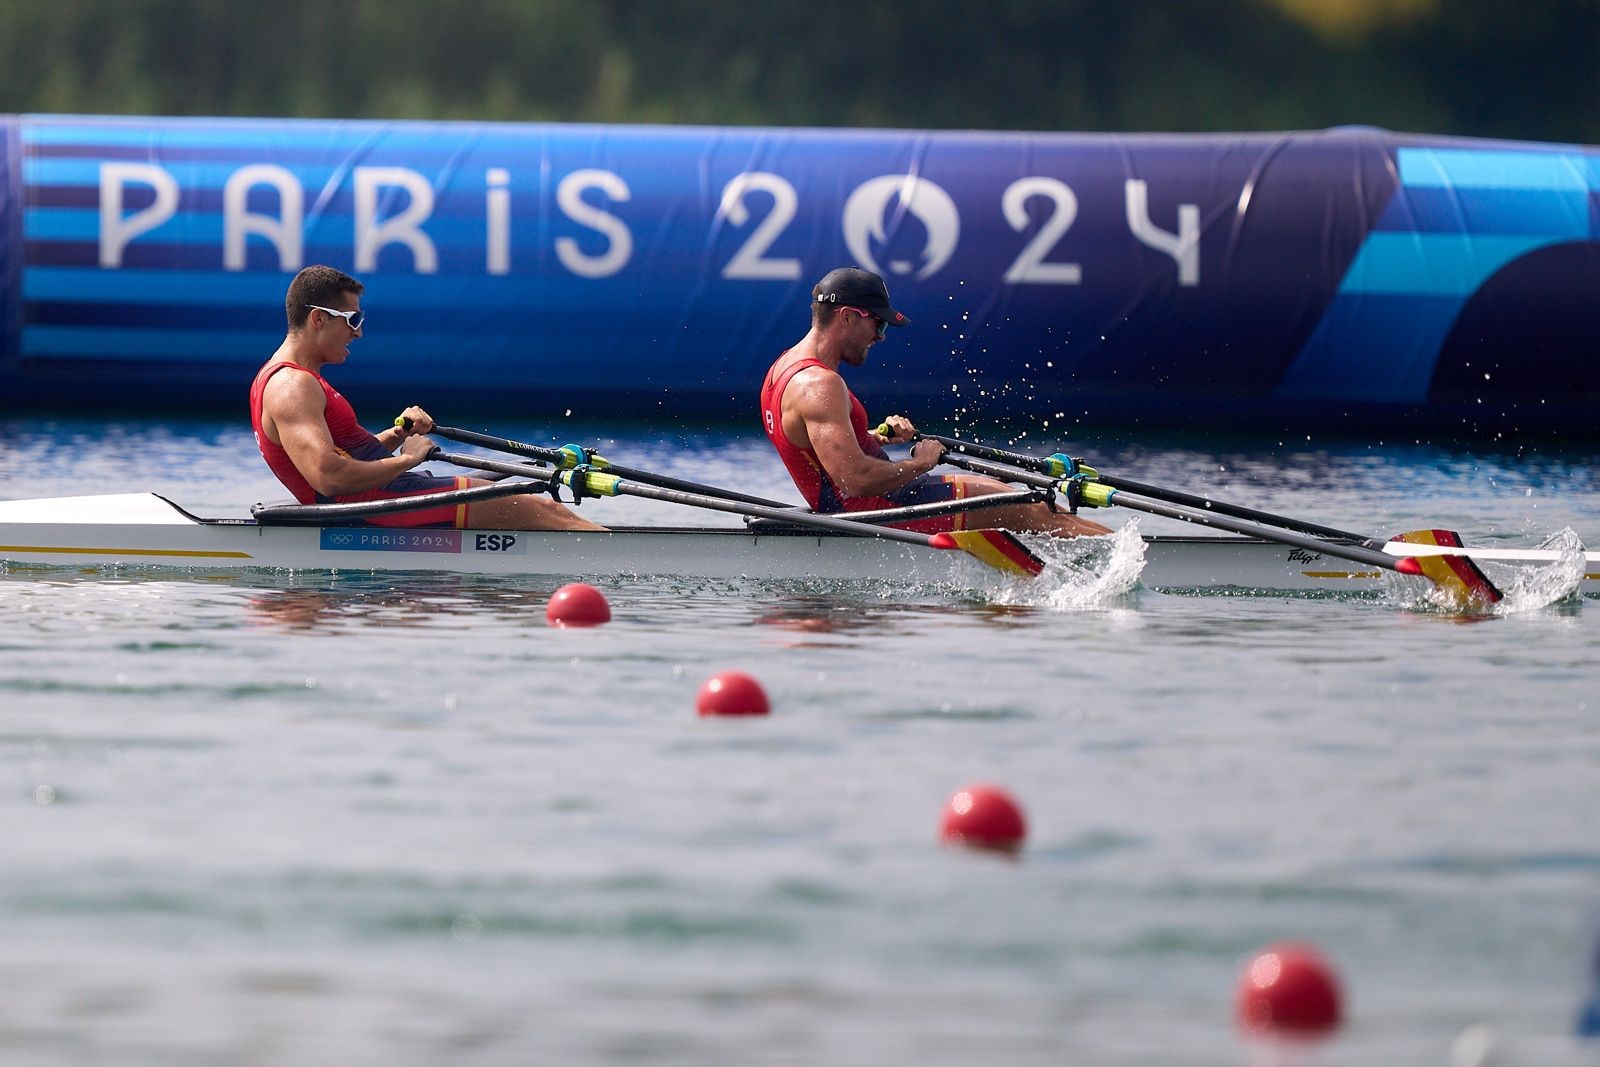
930 529 1047 577
1389 529 1504 608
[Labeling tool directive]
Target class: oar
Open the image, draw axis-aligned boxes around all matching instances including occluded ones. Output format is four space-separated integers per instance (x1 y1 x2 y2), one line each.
401 420 793 509
419 421 1048 528
908 431 1080 477
913 429 1379 545
1067 477 1421 574
427 450 1047 578
902 427 1503 607
946 450 1500 607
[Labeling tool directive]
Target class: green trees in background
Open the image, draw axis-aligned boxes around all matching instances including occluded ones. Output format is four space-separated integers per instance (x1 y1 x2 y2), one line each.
1 0 1596 142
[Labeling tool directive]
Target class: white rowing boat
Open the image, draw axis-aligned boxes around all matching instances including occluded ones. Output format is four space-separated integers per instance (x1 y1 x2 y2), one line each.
1 493 1594 595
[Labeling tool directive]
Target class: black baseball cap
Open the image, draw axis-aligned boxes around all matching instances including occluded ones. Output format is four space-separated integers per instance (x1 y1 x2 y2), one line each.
813 267 910 327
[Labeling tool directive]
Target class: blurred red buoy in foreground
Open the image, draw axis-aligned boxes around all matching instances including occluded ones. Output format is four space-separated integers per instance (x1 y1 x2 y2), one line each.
696 671 770 717
545 583 611 627
1236 941 1343 1037
939 784 1027 853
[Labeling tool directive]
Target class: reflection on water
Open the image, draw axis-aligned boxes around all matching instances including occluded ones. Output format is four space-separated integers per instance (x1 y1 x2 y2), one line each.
755 594 959 638
755 599 877 639
243 573 562 633
752 592 1053 652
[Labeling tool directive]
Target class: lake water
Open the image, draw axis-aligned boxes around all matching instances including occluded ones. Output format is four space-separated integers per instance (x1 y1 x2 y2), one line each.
2 417 1598 1066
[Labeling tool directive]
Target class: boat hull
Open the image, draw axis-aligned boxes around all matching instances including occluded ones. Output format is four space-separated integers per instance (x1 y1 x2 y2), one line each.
1 494 1595 595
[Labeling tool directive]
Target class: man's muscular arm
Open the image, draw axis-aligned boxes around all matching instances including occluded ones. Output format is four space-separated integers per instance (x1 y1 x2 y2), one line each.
789 370 944 498
263 372 433 497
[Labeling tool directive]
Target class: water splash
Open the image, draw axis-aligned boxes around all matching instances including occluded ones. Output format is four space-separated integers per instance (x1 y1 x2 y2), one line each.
985 520 1146 610
1386 527 1587 616
1493 526 1587 615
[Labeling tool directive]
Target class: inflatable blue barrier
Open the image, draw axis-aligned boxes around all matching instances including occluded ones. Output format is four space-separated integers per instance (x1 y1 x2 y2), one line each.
2 114 1596 436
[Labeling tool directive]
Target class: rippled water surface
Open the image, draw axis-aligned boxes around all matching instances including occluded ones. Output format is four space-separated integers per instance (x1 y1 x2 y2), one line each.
2 418 1598 1066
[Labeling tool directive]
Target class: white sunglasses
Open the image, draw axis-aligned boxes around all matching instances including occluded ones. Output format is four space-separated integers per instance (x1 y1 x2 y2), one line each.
306 304 366 331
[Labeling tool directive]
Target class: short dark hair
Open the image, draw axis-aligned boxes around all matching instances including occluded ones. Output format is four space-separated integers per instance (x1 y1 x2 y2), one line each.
286 265 363 330
811 300 848 328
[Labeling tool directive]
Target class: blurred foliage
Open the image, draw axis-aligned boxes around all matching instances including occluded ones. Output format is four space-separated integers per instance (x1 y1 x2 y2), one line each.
0 0 1596 142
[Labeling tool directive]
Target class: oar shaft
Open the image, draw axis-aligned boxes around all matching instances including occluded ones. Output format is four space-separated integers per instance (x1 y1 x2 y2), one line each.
600 476 1045 577
920 432 1057 472
429 451 559 481
939 450 1061 490
425 423 561 461
935 448 1405 570
606 481 951 549
1088 484 1407 573
1095 474 1378 547
918 427 1463 592
814 489 1046 526
430 425 792 509
927 431 1378 546
433 450 950 551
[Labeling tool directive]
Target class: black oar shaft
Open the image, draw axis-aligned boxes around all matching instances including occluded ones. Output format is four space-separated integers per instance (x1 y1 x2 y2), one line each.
921 432 1055 472
608 482 951 549
1099 488 1406 573
1095 474 1378 547
431 425 792 509
820 489 1045 526
432 450 950 551
926 431 1379 547
938 451 1061 490
933 449 1404 571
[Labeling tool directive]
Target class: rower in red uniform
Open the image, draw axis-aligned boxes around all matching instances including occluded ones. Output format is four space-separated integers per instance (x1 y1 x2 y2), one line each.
251 265 601 531
760 267 1109 537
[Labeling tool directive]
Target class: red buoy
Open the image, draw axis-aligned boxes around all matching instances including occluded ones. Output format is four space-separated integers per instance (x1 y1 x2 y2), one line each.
1236 941 1343 1037
939 783 1027 853
695 671 770 717
545 582 611 627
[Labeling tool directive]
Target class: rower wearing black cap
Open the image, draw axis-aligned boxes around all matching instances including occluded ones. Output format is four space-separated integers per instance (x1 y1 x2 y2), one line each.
759 267 1109 537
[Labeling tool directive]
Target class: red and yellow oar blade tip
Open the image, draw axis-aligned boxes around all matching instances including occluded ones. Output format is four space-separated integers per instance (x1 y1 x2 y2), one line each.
930 530 1047 577
1389 529 1504 607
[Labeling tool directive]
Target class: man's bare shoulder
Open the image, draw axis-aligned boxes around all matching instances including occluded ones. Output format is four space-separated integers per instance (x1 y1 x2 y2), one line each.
785 364 848 416
261 364 322 413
